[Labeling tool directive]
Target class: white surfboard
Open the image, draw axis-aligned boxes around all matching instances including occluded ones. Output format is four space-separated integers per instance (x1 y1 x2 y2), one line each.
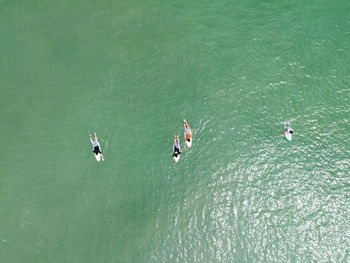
173 155 180 162
93 142 103 161
283 123 293 141
183 120 192 148
90 133 104 162
185 138 192 147
285 132 292 141
173 137 181 162
95 153 103 162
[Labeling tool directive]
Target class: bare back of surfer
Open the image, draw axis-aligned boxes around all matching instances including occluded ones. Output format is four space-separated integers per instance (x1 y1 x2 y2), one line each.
183 119 192 144
283 123 294 134
90 133 104 161
173 136 181 158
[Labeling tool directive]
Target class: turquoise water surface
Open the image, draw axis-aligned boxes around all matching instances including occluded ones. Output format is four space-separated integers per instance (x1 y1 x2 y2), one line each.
1 0 349 262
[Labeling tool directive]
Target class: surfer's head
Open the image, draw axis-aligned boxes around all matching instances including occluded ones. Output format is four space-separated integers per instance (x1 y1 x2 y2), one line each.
187 138 191 142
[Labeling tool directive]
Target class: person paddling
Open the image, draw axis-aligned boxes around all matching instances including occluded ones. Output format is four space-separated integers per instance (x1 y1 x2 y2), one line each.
89 133 104 161
282 122 294 141
283 123 294 134
183 119 192 147
173 135 181 161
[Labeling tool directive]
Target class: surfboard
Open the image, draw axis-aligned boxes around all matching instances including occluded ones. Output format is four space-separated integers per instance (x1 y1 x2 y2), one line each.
183 120 192 148
285 132 292 141
90 133 104 162
95 153 102 162
93 142 103 161
173 155 180 162
283 123 293 141
185 137 192 147
173 140 180 162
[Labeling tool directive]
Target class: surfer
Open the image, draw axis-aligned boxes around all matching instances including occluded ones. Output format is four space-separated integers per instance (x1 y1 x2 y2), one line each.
282 122 294 141
173 135 181 159
183 119 192 145
283 125 294 134
90 133 104 161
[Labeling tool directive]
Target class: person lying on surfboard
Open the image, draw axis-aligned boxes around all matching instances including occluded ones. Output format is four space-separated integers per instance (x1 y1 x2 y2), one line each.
183 119 192 145
283 126 294 134
173 136 181 158
90 133 104 161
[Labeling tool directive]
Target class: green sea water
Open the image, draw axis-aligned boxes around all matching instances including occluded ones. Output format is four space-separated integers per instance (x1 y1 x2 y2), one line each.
1 0 349 262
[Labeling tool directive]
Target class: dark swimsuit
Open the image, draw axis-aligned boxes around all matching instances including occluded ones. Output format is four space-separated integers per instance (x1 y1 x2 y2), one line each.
93 146 101 155
173 146 181 156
